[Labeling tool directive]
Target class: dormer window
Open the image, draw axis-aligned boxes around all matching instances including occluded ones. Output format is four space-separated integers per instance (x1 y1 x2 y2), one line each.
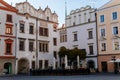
73 22 75 26
47 17 49 21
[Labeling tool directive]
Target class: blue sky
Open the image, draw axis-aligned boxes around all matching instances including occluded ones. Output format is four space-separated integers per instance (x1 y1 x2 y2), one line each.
4 0 110 26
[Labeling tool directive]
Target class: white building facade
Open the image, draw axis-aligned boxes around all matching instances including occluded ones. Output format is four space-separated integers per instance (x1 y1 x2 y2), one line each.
59 6 98 69
15 1 59 74
0 0 18 75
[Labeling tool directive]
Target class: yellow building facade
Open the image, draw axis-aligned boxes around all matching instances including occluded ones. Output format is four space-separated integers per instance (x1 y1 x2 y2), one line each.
97 0 120 72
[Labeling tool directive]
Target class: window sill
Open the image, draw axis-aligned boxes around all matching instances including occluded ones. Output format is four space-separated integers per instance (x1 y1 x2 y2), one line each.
29 33 34 35
19 50 25 51
88 54 94 55
88 38 93 40
5 53 12 55
5 33 13 35
20 32 25 33
101 50 106 52
73 40 78 41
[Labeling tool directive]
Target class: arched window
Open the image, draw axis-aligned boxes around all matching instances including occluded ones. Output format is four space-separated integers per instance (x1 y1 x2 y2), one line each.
47 16 49 21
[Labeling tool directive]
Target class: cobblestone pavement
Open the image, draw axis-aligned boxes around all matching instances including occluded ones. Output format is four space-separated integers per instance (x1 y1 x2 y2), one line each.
0 73 120 80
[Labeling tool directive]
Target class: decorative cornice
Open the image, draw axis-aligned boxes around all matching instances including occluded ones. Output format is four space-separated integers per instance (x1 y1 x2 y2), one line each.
0 56 15 59
0 35 15 38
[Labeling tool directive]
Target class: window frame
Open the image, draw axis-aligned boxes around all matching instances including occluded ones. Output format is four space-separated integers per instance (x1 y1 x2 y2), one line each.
113 27 118 35
19 40 25 51
88 30 93 39
20 23 25 33
112 12 117 20
29 24 34 34
5 39 13 55
6 14 12 23
100 15 104 23
5 24 13 35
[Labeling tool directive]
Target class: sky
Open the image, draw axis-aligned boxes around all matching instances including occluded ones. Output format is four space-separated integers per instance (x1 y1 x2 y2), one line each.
4 0 111 27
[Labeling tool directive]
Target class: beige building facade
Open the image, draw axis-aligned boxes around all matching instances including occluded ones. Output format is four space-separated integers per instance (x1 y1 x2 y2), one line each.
97 0 120 72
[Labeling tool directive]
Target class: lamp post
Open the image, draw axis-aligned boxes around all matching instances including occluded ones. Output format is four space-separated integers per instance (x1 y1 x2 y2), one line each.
111 56 117 74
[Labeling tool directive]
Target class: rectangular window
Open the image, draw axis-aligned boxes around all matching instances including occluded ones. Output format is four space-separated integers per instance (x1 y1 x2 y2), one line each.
74 33 78 41
20 23 24 33
84 13 86 22
73 22 75 26
39 60 42 69
6 27 12 34
44 28 48 36
101 29 105 37
39 43 42 52
112 12 117 20
32 61 35 69
6 14 12 22
54 51 57 59
40 27 43 36
39 27 49 37
101 43 106 51
88 31 93 39
100 15 104 22
5 24 12 35
53 38 57 46
19 40 25 51
45 44 48 52
89 45 94 55
65 35 67 42
45 60 49 69
39 42 48 52
29 41 34 52
6 43 11 54
60 36 62 43
113 27 118 35
114 42 119 50
29 25 34 34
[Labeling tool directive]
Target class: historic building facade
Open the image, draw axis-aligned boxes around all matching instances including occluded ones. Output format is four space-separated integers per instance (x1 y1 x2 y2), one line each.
0 0 59 75
59 6 98 70
97 0 120 72
0 0 18 75
15 1 59 74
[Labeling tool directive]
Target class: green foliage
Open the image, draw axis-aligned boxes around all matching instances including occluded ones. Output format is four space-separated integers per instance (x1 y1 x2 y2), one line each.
58 46 68 57
58 47 86 60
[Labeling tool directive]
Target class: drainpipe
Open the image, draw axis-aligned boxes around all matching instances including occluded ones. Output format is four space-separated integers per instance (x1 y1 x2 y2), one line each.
14 23 17 75
95 11 99 72
36 18 38 69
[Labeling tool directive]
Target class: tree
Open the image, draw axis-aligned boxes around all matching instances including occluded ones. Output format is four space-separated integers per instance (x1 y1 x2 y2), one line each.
58 47 86 69
58 46 68 68
67 48 86 69
58 46 68 57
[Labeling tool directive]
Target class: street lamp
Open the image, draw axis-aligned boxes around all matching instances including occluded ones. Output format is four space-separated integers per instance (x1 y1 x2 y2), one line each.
111 56 117 74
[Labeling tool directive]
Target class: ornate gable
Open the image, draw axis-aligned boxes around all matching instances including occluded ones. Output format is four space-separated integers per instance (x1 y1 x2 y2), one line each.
0 0 18 13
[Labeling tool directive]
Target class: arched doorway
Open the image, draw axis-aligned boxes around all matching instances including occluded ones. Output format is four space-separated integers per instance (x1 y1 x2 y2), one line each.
87 60 95 69
18 58 29 74
4 62 12 74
